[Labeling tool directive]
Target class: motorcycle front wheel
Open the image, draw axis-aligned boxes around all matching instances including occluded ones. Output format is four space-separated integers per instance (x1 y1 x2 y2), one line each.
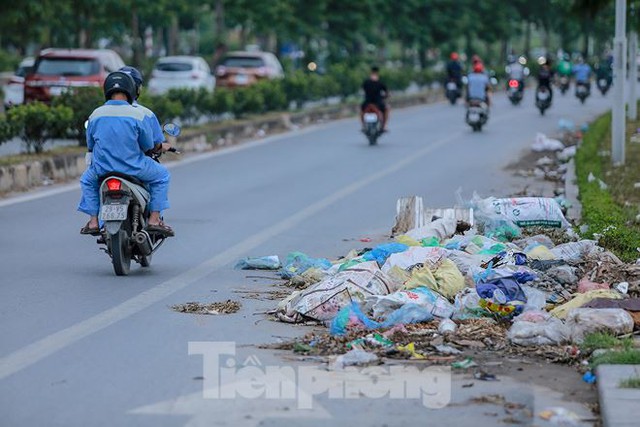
111 229 132 276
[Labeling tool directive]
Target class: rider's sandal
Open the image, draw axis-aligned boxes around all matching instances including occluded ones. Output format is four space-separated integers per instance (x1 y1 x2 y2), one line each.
146 221 175 237
80 223 101 236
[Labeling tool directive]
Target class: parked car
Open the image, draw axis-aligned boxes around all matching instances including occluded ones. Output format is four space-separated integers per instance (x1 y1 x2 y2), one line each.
24 49 125 103
147 56 215 95
215 51 284 87
3 57 35 109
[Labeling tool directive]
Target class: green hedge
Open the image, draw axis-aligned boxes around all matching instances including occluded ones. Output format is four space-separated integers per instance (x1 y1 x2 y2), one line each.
575 113 640 262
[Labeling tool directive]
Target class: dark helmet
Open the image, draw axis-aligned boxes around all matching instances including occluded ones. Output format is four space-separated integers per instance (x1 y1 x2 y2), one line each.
119 66 143 98
103 71 136 104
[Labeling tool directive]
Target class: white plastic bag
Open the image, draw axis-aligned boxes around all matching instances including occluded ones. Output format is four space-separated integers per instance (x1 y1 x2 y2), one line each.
366 286 455 319
405 218 458 242
532 132 565 152
550 240 598 262
381 246 448 273
566 308 634 343
507 311 571 346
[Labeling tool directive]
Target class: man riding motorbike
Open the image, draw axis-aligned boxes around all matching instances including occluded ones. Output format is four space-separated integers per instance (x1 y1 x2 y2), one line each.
573 57 592 93
505 55 528 92
78 71 174 237
537 57 555 102
360 66 389 131
556 53 572 78
467 62 491 107
446 52 463 89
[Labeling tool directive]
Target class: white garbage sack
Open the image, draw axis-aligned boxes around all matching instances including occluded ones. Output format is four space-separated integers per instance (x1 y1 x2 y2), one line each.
507 311 571 346
277 261 398 323
550 240 599 262
532 132 565 152
381 246 448 273
476 196 571 229
405 218 458 242
556 146 577 162
366 286 455 319
566 308 634 343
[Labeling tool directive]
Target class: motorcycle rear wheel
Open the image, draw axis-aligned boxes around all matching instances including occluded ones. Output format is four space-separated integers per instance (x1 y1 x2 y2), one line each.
111 229 132 276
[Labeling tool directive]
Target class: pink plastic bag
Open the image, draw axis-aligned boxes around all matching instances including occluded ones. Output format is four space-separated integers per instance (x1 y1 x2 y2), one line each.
577 277 610 293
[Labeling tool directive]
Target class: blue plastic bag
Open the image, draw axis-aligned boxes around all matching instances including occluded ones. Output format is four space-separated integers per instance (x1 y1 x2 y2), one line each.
280 252 332 279
362 243 408 265
234 255 281 270
330 302 435 336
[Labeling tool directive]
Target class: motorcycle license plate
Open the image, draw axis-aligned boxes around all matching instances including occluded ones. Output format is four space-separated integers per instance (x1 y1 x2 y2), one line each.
100 204 127 221
364 113 378 123
599 79 607 86
537 92 549 100
446 82 457 90
468 113 480 122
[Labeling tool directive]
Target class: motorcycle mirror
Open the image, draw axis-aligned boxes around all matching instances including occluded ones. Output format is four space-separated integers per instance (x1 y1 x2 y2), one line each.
163 123 181 137
490 77 498 86
84 120 89 130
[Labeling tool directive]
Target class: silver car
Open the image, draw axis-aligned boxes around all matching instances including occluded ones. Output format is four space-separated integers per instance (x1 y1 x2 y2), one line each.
3 57 35 109
148 56 216 95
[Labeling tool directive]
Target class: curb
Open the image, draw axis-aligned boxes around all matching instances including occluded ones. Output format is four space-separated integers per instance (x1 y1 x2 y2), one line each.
0 89 443 196
564 157 582 222
596 364 640 427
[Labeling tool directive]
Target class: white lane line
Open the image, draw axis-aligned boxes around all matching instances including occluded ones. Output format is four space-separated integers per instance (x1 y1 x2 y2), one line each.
0 127 466 381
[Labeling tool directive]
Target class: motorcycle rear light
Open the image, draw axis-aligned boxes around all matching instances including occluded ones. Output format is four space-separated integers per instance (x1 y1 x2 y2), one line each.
508 80 519 88
106 178 121 191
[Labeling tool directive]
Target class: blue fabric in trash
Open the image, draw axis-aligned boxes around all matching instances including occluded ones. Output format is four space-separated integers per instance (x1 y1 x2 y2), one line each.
362 243 408 265
476 277 528 303
329 302 434 336
280 252 332 279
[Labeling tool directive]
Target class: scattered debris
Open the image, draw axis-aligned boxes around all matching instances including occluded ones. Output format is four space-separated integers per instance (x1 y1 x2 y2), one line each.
171 300 241 315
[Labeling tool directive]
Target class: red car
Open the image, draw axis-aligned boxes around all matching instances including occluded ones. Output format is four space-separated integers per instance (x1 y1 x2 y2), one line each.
24 49 125 103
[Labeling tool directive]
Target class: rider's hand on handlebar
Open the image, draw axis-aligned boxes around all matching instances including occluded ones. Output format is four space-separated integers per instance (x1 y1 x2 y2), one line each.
160 142 172 152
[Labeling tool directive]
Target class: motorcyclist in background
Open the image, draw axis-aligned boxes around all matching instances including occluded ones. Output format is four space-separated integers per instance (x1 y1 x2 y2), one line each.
556 53 573 78
360 66 389 131
537 57 555 101
573 57 593 92
467 62 492 107
505 55 528 92
78 72 174 237
594 56 613 87
446 52 463 89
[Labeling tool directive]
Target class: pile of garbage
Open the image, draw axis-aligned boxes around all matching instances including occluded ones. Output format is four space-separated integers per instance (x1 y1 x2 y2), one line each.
239 193 640 364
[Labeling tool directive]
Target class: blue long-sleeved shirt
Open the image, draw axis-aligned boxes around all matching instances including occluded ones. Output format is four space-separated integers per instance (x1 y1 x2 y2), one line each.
573 63 592 83
86 100 154 176
133 101 164 144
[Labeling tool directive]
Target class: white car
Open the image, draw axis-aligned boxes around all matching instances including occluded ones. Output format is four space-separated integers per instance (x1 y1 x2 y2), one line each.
148 56 215 95
3 57 35 109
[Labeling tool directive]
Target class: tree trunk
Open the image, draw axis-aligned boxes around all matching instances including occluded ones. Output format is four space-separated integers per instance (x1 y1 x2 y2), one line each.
524 21 531 59
169 13 178 55
131 8 142 66
215 0 225 43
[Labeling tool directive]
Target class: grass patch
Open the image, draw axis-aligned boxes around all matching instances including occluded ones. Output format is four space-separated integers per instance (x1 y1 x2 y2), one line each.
591 348 640 369
575 110 640 262
0 144 85 167
619 377 640 388
581 332 634 353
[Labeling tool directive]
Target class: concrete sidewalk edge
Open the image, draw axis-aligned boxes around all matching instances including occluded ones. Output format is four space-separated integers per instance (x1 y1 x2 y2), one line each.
596 364 640 427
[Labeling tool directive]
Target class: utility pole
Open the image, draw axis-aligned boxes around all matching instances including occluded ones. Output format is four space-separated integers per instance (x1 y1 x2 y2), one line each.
612 0 627 166
629 4 638 120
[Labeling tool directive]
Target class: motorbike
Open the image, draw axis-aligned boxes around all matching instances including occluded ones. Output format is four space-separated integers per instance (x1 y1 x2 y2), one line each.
558 75 570 95
597 77 611 96
535 86 552 116
575 82 590 104
361 104 384 145
445 79 461 105
507 79 523 105
93 123 181 275
466 99 488 132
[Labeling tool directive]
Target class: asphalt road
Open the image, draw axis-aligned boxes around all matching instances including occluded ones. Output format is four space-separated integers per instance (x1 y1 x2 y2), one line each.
1 88 614 426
